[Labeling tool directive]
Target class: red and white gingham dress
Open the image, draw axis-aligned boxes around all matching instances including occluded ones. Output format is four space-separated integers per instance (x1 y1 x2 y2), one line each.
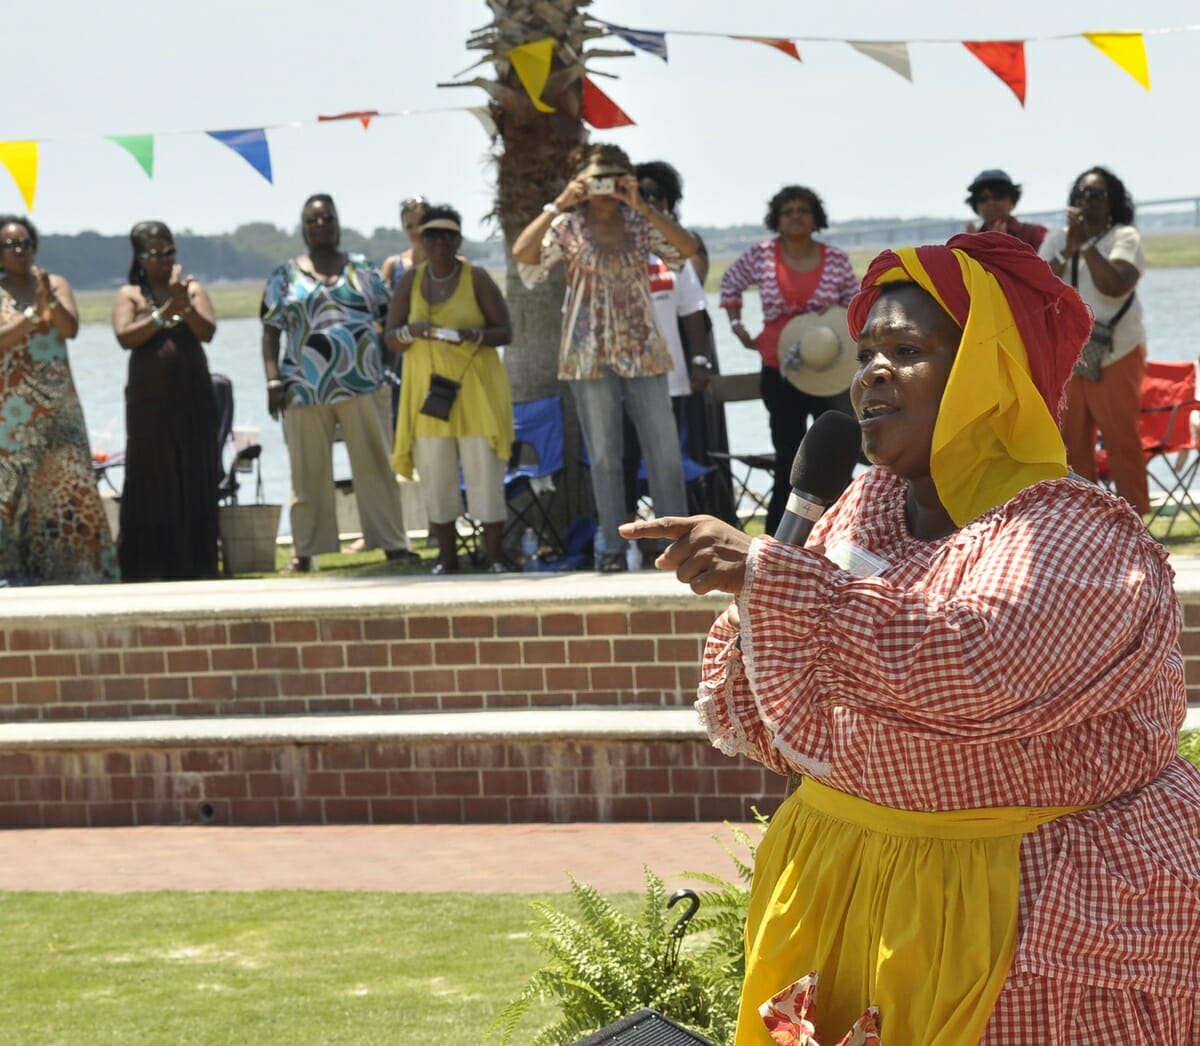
699 469 1200 1042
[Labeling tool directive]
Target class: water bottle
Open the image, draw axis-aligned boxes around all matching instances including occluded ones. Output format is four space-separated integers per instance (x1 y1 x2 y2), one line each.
625 541 642 572
521 528 539 572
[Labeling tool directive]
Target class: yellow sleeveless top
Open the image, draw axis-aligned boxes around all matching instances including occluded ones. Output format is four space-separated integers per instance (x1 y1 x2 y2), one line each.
391 261 513 478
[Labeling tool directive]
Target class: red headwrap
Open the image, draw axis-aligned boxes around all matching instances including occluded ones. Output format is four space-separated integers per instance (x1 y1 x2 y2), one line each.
847 232 1091 420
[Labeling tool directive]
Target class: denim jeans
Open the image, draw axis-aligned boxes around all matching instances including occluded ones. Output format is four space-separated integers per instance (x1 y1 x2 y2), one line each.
570 370 686 557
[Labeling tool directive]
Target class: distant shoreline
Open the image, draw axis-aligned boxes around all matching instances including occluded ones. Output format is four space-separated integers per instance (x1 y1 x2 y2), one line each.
72 231 1200 326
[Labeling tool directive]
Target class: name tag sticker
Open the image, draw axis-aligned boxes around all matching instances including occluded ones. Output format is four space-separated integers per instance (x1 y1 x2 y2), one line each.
825 541 889 577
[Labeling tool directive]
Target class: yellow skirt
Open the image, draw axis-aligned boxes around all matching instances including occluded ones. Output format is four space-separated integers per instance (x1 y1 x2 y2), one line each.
737 779 1089 1045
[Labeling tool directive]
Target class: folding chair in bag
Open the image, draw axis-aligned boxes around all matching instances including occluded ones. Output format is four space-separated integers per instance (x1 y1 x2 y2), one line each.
1138 359 1200 535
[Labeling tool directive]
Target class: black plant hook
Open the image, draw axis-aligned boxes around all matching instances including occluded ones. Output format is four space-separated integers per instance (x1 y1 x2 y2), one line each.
663 888 701 974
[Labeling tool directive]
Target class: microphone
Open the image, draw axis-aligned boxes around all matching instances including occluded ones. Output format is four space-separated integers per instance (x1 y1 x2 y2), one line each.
773 410 862 547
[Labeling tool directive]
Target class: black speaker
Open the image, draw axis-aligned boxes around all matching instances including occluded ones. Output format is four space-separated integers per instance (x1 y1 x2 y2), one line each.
571 1007 714 1045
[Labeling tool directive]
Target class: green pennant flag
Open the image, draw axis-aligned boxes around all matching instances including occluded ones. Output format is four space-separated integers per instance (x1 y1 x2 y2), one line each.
108 135 154 177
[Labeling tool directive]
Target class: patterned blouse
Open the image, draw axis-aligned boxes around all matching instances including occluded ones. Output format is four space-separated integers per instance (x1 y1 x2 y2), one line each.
719 237 858 324
698 468 1200 1040
260 253 389 406
517 207 681 381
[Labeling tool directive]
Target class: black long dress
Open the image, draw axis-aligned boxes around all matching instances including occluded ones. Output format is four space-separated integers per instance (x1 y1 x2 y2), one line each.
118 322 219 580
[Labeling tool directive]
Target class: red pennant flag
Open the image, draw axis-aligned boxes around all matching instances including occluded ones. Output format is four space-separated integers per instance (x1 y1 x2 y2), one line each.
582 77 635 129
963 41 1026 105
733 36 801 62
317 110 380 130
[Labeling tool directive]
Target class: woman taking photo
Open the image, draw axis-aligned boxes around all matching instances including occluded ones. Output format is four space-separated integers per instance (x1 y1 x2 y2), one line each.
388 205 513 575
111 222 219 580
261 193 414 572
720 185 859 534
513 143 697 572
1040 166 1148 515
0 215 117 584
625 233 1200 1042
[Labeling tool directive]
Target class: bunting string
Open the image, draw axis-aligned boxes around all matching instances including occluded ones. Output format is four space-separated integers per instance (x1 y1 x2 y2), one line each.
0 21 1197 208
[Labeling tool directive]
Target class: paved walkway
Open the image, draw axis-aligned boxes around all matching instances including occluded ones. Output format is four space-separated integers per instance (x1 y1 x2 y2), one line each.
0 822 759 893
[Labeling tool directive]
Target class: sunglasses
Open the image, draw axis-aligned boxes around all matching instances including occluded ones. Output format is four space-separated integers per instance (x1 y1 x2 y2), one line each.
138 247 177 261
1 238 33 251
303 213 337 225
401 195 428 210
420 228 458 240
1071 186 1108 203
780 206 814 217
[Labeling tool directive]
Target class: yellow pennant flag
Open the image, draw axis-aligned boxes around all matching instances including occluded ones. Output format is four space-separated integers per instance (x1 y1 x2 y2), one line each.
1083 32 1150 90
0 141 37 210
509 38 556 112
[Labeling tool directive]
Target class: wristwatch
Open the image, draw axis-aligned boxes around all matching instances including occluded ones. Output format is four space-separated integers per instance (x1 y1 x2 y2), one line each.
542 203 560 215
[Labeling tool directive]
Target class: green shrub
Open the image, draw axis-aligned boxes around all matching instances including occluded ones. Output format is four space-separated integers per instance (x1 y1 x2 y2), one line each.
488 822 763 1046
1179 728 1200 768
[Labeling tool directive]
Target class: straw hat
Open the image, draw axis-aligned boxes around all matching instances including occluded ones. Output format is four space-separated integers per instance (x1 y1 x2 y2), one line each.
778 307 856 396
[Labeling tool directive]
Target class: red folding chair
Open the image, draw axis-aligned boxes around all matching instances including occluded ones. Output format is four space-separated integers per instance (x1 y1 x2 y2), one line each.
1099 360 1200 535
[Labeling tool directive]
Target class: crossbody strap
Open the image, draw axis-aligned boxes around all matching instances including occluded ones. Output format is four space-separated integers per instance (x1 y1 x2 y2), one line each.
1070 250 1136 326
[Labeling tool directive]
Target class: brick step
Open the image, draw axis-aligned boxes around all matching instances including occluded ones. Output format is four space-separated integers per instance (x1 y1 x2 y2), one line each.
0 709 786 828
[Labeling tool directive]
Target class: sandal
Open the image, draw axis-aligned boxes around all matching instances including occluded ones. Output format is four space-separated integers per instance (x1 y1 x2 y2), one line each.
595 552 628 574
384 548 422 563
280 556 317 574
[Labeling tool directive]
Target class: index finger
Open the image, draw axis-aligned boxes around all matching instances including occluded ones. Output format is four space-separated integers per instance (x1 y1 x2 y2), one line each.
619 516 697 541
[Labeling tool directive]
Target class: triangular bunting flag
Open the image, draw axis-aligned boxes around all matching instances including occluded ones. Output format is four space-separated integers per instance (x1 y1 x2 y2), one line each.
600 21 669 62
963 41 1026 105
582 77 635 129
317 110 381 129
0 142 37 210
206 128 273 183
848 41 913 82
733 36 801 61
1083 32 1150 90
509 38 557 112
467 106 498 140
108 135 154 177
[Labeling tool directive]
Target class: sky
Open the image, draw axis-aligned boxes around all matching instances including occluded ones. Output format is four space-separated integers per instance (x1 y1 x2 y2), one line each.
10 1 1200 242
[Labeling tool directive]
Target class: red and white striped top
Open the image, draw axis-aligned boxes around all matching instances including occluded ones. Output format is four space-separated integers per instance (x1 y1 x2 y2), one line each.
718 238 858 323
698 469 1200 1039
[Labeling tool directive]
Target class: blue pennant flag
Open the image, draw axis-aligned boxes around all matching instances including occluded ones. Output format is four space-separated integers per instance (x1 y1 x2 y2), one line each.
600 21 668 62
206 128 273 183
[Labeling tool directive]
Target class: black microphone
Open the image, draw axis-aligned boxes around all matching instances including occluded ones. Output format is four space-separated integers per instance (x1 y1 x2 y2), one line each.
773 411 862 547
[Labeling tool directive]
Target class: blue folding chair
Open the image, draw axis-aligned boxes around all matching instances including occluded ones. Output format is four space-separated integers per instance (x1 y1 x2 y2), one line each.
459 395 568 561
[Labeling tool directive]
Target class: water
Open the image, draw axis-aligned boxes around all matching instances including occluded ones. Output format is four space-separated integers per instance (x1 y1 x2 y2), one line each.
71 270 1200 534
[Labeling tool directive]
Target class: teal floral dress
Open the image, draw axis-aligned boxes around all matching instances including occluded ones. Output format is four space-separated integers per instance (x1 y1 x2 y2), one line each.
0 288 118 584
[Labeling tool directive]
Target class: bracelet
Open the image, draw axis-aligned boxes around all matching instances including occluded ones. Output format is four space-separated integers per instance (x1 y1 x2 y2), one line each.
543 202 560 215
266 378 284 390
730 319 745 330
150 308 165 328
395 324 415 345
22 305 36 323
690 355 712 370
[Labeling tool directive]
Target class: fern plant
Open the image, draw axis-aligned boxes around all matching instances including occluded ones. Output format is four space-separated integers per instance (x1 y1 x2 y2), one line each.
487 819 766 1046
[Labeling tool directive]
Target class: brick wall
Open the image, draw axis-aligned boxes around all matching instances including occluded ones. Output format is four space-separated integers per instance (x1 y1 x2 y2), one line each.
0 737 785 828
0 606 720 722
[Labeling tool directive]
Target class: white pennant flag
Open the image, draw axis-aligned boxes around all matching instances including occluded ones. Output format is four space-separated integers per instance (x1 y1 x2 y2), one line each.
848 41 913 82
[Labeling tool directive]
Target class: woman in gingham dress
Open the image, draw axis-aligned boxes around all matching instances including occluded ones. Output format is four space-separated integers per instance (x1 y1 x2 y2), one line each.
623 232 1200 1044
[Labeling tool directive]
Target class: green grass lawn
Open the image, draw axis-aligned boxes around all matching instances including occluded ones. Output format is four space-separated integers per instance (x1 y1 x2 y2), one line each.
0 890 587 1045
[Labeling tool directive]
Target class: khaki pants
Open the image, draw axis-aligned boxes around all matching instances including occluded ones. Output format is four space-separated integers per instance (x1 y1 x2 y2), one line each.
1061 347 1150 516
282 388 409 557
